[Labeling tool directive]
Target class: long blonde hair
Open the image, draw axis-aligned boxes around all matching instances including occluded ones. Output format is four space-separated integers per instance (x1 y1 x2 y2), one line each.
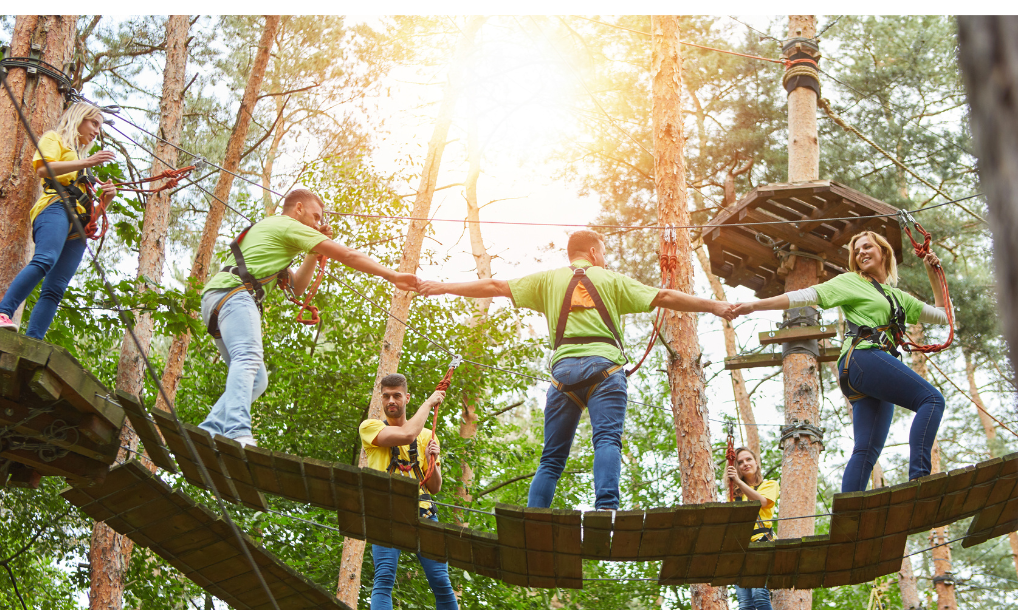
847 230 898 286
53 102 104 159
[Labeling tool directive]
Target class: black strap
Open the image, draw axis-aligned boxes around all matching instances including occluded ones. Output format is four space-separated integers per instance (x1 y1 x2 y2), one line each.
381 421 437 516
43 170 94 230
553 268 627 362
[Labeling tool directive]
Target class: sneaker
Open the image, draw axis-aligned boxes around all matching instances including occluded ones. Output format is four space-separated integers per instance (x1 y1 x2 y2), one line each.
0 314 16 331
234 435 258 448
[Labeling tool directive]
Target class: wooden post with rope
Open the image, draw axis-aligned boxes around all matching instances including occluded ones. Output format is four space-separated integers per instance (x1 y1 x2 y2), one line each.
773 14 823 611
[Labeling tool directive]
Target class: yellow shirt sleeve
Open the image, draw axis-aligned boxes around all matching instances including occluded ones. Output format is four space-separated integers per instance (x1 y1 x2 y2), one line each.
757 480 779 510
30 131 80 222
359 419 385 450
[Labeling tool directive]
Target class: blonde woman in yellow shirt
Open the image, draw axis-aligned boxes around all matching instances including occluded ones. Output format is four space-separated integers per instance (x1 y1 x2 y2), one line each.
727 447 778 609
0 102 117 338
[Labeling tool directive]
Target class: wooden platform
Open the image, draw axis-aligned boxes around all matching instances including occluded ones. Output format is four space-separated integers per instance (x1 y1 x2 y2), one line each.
703 180 903 298
0 329 124 488
61 460 349 610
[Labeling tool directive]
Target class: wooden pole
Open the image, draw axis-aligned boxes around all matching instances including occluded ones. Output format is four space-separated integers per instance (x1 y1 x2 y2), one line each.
334 17 485 608
0 16 77 326
651 15 727 609
88 15 190 609
772 14 821 611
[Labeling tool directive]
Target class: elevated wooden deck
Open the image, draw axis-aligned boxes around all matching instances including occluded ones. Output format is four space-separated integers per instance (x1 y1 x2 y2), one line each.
0 329 125 488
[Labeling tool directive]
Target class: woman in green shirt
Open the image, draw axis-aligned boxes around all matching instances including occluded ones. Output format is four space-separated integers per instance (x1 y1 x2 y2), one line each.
732 231 949 492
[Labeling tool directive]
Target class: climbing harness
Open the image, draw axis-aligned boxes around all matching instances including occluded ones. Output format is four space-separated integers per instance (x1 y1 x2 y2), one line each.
206 224 294 339
42 169 108 241
725 423 736 502
382 419 438 518
839 212 956 400
279 254 328 326
113 164 196 195
418 354 462 492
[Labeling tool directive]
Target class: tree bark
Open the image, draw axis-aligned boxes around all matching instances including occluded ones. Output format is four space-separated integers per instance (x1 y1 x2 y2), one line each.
88 15 191 610
0 16 77 326
651 15 727 610
335 17 486 608
694 244 759 456
772 15 820 611
957 16 1018 423
155 15 281 412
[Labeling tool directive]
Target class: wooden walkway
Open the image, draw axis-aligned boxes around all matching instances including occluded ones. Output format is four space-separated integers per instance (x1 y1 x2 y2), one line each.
3 331 1017 593
122 387 1018 590
61 460 349 609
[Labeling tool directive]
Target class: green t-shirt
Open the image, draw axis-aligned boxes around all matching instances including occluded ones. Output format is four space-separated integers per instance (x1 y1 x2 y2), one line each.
508 259 659 366
203 215 327 294
812 272 923 360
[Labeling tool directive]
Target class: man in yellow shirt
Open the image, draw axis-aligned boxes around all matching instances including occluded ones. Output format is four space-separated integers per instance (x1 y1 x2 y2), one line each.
359 373 458 610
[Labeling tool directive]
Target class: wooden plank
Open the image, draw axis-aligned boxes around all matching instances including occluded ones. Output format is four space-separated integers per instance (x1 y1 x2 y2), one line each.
470 533 501 578
658 555 692 585
494 504 526 549
181 424 243 504
45 350 124 429
581 510 613 558
418 517 448 562
551 509 582 556
239 444 281 495
758 324 837 346
270 450 310 503
29 368 62 401
637 507 674 559
720 501 760 553
609 510 644 560
0 396 119 464
668 507 702 556
302 457 338 510
523 508 554 553
116 390 177 473
1 445 110 485
0 329 52 367
725 345 841 370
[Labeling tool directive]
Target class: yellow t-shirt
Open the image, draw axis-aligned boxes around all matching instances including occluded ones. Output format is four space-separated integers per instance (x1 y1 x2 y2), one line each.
30 131 83 222
738 479 779 541
359 418 439 512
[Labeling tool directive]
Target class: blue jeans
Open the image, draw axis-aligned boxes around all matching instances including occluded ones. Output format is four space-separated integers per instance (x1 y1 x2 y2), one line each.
839 349 945 492
198 289 268 440
735 585 772 609
528 355 628 510
0 204 86 339
370 515 459 610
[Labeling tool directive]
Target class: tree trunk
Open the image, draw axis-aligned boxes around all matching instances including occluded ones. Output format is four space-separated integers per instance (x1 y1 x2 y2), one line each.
694 244 759 456
155 15 281 412
334 17 485 608
88 15 191 610
771 14 821 612
957 16 1018 421
651 15 727 610
0 16 77 326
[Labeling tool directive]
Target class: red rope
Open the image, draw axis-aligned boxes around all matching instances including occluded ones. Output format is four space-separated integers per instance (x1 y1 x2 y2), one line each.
283 255 327 326
113 165 196 194
419 362 459 489
80 183 109 241
725 427 737 502
628 230 679 376
899 219 955 354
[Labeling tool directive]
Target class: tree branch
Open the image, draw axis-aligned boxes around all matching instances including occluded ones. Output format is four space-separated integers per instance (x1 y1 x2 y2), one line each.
475 469 583 499
2 563 25 608
255 82 320 101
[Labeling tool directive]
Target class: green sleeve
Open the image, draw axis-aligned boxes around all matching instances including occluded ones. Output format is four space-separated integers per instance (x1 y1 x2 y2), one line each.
508 271 550 312
283 218 328 254
610 271 659 315
896 289 925 325
812 273 857 310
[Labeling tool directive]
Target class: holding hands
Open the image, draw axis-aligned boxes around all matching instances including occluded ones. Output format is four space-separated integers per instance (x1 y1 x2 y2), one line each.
389 272 419 292
711 300 738 321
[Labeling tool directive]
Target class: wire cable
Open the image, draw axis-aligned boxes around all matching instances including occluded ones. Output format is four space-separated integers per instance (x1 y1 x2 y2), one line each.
0 73 279 609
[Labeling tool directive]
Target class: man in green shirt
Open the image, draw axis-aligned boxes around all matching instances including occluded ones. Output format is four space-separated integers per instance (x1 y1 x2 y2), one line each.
419 230 735 510
199 188 417 446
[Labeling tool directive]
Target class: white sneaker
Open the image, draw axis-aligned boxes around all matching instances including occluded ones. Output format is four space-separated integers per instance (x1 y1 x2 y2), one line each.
234 435 258 448
0 314 17 330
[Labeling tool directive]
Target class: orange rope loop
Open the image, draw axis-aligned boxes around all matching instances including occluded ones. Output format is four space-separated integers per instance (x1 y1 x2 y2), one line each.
283 254 328 326
725 423 737 502
627 227 680 376
113 165 196 195
898 211 955 354
420 355 462 489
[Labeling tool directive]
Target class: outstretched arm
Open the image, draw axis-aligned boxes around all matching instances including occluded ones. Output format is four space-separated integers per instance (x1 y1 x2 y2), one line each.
419 278 512 299
651 289 735 320
731 293 792 317
312 239 417 292
922 251 947 308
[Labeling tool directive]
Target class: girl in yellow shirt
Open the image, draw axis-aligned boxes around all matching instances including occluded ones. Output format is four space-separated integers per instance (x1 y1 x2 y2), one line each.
0 102 117 338
727 447 778 609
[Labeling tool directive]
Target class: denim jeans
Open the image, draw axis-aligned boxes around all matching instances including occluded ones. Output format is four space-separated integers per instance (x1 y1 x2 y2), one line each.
0 204 85 339
734 585 772 610
198 289 268 440
528 355 628 510
839 348 945 492
370 515 459 610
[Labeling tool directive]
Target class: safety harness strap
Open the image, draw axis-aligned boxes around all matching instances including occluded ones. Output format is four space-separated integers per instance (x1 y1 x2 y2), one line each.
382 420 437 517
839 279 908 401
43 170 95 233
549 364 624 410
553 268 627 362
